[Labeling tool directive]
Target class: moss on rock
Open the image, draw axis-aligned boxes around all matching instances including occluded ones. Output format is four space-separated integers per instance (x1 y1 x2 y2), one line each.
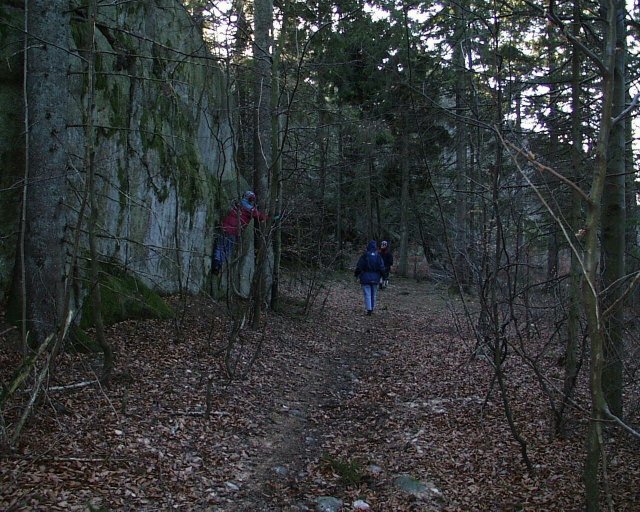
1 0 236 303
80 263 174 329
68 326 102 354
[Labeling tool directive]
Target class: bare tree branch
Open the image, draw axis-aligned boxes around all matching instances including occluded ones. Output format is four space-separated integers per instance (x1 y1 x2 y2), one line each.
612 92 640 125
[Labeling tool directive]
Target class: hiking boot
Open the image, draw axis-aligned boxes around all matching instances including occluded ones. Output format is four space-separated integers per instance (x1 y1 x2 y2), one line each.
366 310 372 316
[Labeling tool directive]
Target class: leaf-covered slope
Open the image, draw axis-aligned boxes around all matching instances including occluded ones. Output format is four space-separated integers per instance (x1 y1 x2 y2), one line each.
1 275 638 510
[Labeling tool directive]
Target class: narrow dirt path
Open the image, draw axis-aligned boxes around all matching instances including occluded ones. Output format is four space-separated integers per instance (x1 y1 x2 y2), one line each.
240 353 367 509
231 280 386 510
225 274 452 511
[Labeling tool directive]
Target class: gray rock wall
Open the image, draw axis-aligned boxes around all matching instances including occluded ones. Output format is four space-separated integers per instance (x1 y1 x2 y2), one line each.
0 0 246 301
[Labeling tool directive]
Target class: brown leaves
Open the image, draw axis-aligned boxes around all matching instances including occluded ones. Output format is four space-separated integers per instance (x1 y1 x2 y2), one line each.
1 278 639 510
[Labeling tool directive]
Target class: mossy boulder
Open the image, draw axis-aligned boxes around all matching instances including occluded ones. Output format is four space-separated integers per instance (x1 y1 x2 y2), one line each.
80 263 174 330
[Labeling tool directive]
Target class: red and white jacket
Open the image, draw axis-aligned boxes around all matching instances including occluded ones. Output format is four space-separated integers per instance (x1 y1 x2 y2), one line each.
221 202 266 236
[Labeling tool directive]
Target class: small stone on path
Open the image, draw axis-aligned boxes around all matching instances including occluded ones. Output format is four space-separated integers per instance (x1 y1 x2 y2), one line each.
315 496 343 511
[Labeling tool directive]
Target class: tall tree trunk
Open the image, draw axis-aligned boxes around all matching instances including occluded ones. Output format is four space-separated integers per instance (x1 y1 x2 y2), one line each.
365 145 374 240
314 2 329 263
546 22 560 283
252 0 273 324
397 113 410 277
453 0 469 289
624 90 638 307
601 0 626 418
559 0 584 434
337 111 344 269
23 1 72 344
85 0 113 383
270 0 287 310
317 88 328 226
233 0 251 56
230 0 251 175
397 6 413 278
583 1 620 508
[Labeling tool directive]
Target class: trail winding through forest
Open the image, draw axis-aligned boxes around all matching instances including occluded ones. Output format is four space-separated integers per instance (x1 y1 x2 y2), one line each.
1 273 638 510
231 275 459 511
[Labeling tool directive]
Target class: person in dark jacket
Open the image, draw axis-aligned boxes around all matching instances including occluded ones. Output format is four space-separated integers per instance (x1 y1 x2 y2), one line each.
212 191 267 274
378 240 393 289
354 240 386 315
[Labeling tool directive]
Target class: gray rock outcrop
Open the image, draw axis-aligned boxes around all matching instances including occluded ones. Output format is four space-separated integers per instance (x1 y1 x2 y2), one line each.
0 0 247 306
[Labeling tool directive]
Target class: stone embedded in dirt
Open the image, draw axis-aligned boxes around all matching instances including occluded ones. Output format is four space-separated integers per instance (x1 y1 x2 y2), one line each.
315 496 343 511
224 481 240 491
273 465 288 476
367 464 383 475
393 474 443 501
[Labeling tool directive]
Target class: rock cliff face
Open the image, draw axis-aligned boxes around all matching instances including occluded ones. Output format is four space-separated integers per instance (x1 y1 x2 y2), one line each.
0 0 245 303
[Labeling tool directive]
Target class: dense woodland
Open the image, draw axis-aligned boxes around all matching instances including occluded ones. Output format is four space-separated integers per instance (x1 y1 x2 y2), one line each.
2 0 640 510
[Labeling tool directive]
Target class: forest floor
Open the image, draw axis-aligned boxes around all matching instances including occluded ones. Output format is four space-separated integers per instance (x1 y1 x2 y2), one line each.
1 271 639 511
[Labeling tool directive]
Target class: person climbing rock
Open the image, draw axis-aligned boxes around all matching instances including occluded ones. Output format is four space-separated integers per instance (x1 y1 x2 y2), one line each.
212 191 267 274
